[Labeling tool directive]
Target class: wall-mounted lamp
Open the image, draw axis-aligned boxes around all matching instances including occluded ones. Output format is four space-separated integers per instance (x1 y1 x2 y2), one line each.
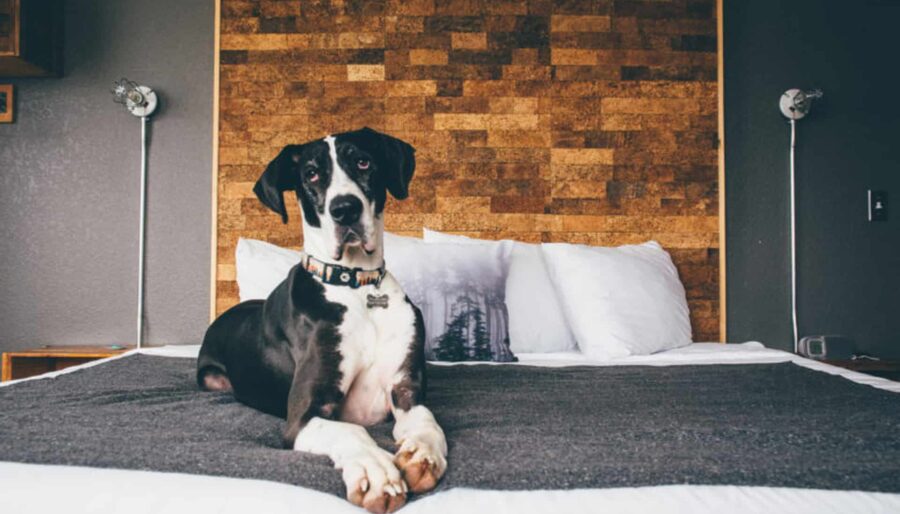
111 78 159 348
779 88 824 354
779 88 823 121
112 78 158 117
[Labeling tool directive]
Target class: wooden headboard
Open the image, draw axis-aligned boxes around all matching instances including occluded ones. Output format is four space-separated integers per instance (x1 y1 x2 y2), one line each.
211 0 724 342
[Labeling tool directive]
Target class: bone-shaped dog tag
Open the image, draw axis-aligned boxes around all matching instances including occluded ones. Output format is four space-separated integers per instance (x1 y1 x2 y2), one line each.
367 294 389 309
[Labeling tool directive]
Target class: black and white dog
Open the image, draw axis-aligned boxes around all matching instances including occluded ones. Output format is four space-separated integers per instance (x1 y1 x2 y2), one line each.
197 127 447 514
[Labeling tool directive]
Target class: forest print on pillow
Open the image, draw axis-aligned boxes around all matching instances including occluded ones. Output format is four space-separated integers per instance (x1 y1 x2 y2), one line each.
384 233 516 362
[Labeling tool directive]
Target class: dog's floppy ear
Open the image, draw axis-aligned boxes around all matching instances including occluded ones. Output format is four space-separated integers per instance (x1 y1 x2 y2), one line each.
253 145 304 224
363 127 416 200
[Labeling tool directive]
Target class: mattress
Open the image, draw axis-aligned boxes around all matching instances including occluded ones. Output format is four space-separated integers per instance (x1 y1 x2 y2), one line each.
2 343 899 514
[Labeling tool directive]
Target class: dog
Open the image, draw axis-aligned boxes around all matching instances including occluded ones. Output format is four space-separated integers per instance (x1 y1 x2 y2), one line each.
197 127 447 513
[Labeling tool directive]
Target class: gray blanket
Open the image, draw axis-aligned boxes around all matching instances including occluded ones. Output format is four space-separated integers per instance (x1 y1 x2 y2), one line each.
1 355 899 498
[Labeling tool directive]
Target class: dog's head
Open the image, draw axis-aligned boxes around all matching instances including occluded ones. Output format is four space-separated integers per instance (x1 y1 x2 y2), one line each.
253 127 415 261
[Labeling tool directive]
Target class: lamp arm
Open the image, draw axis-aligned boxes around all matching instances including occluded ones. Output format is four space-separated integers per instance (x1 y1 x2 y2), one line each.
137 115 148 348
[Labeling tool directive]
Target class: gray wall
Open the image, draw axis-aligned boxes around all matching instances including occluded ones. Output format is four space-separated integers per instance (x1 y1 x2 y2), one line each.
0 0 214 351
725 0 900 357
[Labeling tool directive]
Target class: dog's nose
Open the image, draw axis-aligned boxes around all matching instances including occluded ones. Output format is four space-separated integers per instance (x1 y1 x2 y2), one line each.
329 195 363 226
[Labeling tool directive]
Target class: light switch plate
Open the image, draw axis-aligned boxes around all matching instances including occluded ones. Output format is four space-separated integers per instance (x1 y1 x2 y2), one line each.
868 190 888 222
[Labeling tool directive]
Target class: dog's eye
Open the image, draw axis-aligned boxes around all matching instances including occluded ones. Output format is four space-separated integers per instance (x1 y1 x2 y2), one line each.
304 168 319 182
357 159 370 170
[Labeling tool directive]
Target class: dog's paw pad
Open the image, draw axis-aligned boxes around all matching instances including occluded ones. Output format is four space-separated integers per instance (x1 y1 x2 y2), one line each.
343 447 407 513
395 450 440 494
366 489 406 514
348 479 407 514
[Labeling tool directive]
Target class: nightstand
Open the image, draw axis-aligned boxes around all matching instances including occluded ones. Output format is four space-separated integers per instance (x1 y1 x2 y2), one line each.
823 359 900 382
1 345 133 382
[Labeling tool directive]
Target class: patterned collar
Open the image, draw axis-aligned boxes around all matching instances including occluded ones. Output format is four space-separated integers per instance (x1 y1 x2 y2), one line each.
300 253 385 289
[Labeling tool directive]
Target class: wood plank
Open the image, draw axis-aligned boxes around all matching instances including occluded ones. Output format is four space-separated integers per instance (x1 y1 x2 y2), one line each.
717 0 727 341
1 352 11 382
0 0 19 56
3 345 132 358
0 346 132 382
209 0 221 323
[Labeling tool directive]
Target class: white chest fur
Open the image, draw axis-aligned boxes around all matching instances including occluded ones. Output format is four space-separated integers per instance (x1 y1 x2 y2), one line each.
323 272 417 426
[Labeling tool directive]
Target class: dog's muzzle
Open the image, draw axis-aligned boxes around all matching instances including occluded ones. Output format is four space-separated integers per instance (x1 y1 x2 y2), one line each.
329 195 376 258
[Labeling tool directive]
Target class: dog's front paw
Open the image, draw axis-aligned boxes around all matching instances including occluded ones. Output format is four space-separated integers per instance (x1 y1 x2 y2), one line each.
342 446 407 513
394 439 447 494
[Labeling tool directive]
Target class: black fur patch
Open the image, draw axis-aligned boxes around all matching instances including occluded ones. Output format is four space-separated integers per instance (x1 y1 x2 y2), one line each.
294 141 332 227
333 127 416 213
252 141 331 226
196 264 350 448
333 134 382 212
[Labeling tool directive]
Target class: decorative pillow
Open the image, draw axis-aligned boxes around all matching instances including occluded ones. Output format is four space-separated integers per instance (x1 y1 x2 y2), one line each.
384 233 517 362
235 238 301 302
423 229 578 354
540 241 692 360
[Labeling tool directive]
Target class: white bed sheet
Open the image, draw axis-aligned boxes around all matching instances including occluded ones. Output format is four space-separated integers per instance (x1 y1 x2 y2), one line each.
2 342 898 514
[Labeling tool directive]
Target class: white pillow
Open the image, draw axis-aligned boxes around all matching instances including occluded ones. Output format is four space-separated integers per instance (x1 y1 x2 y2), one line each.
235 238 301 302
541 241 692 360
423 229 578 354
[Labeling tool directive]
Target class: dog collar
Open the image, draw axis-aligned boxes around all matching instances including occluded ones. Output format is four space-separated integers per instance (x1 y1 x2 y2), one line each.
300 253 385 289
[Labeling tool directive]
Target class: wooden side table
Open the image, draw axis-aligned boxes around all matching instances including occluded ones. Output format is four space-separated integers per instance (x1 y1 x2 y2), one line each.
1 345 133 382
823 359 900 382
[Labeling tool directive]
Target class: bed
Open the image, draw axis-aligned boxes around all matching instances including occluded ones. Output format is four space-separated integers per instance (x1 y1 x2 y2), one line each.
2 342 899 514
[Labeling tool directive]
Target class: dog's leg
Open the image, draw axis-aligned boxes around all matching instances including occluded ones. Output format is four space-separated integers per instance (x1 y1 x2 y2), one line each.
284 356 406 514
294 417 407 514
388 302 447 493
390 390 448 494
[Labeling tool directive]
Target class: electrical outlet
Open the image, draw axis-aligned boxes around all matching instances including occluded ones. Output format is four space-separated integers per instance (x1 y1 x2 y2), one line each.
868 190 888 222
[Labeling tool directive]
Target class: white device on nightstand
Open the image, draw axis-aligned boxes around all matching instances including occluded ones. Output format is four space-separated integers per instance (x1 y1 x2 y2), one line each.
798 335 855 360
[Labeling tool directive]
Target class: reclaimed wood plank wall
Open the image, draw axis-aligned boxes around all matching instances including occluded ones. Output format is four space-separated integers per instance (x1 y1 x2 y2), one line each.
216 0 720 341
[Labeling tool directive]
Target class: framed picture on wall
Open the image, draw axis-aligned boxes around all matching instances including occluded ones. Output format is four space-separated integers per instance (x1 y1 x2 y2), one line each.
0 84 12 123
